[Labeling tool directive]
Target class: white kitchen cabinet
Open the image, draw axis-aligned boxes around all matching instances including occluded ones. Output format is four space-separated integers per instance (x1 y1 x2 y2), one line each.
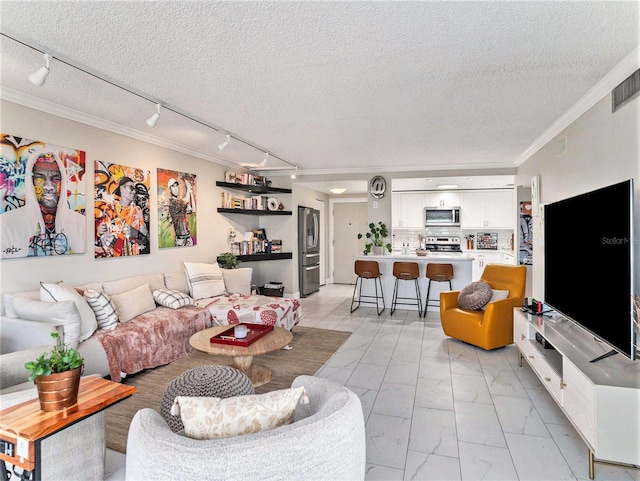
471 251 503 280
423 191 461 208
513 310 640 477
461 190 514 229
392 192 425 228
502 252 515 265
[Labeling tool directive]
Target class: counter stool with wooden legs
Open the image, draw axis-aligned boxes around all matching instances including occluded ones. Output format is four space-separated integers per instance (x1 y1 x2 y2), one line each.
391 261 422 315
422 263 454 317
350 260 385 315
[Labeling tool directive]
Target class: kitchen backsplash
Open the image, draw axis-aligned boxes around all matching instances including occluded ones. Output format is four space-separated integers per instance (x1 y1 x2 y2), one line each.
391 228 514 251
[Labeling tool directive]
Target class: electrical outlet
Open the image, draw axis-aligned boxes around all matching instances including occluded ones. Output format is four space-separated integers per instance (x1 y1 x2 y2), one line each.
373 201 378 209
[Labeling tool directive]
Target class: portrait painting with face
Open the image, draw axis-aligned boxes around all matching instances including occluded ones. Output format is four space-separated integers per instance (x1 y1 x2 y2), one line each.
94 160 150 258
0 133 87 258
157 168 197 248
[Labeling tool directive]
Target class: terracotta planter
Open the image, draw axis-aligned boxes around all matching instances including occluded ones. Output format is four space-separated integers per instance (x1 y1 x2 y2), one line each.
35 365 83 412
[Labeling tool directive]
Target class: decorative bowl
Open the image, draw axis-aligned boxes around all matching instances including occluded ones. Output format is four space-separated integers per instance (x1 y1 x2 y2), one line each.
416 250 429 256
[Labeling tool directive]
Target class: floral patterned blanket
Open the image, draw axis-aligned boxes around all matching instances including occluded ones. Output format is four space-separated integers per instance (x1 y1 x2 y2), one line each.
94 305 212 382
196 294 301 331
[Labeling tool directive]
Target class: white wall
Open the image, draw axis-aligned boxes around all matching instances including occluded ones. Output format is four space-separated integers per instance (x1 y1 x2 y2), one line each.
516 92 640 298
0 100 283 297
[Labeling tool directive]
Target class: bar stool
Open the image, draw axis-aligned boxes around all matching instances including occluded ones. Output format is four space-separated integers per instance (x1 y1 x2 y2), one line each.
350 260 385 315
391 261 422 315
422 263 454 316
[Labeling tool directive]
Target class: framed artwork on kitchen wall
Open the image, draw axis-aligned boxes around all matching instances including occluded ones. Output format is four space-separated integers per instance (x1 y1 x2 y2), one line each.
0 133 87 258
519 201 533 265
157 168 197 248
94 161 150 257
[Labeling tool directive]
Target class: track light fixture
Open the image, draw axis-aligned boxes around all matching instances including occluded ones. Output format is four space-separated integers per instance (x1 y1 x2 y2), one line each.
29 53 50 86
260 152 269 167
218 134 230 151
291 167 298 179
146 103 161 127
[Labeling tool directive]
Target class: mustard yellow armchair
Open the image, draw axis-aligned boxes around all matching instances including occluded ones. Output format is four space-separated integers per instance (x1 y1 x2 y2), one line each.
440 264 527 350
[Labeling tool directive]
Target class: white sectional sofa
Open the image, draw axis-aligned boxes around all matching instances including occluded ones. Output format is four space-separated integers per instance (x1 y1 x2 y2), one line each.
0 264 302 382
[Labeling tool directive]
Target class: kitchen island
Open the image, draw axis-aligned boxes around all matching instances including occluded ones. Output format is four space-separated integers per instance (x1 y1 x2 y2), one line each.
354 253 474 313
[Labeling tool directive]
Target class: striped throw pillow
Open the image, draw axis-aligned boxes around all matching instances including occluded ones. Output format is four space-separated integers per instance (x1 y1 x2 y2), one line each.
153 289 195 309
84 288 119 330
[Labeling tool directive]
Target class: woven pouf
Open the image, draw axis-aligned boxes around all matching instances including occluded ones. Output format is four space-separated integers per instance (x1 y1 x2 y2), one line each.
160 365 255 432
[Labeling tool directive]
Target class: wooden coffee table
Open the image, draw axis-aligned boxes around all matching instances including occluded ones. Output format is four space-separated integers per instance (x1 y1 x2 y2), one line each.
189 325 293 387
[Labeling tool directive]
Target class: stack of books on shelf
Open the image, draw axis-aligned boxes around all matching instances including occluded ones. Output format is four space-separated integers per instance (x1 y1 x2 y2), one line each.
225 171 267 186
270 239 282 253
230 239 269 256
221 192 270 210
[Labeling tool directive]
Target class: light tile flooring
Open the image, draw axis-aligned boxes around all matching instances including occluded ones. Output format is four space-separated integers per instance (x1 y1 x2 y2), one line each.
107 284 639 481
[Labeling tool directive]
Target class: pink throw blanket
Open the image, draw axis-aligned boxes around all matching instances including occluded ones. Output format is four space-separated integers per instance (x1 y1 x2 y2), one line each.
94 306 212 382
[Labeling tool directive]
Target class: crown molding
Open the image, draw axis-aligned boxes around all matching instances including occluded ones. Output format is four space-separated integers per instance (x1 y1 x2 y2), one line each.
0 87 246 171
516 46 640 166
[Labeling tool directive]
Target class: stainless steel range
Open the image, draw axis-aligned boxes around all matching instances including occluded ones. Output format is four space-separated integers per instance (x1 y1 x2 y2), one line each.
424 236 462 253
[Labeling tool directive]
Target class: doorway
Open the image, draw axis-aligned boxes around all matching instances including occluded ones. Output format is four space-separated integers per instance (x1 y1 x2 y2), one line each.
332 201 368 284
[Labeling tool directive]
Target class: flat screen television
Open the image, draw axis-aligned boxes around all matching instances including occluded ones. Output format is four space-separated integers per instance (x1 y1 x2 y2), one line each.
544 179 636 361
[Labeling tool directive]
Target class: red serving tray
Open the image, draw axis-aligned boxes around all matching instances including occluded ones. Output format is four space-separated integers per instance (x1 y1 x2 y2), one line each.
209 323 274 347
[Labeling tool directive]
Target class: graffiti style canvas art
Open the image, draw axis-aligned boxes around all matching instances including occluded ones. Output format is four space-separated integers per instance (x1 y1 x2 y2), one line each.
157 168 197 248
0 133 87 258
94 161 150 258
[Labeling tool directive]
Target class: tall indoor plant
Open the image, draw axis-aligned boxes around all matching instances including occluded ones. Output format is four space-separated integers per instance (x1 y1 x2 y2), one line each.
25 331 84 411
358 221 392 255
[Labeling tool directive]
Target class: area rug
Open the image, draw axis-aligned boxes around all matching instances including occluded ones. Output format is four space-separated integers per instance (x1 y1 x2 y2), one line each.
104 326 350 453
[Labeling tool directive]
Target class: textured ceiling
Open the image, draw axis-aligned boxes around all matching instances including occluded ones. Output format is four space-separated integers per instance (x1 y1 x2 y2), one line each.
0 1 638 178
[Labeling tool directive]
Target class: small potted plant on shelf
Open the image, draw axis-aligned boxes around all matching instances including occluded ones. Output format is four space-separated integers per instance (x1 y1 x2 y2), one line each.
217 252 241 269
25 331 84 412
358 221 392 255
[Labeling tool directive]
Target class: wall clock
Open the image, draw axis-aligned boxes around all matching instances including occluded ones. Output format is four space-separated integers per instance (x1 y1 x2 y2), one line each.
370 176 386 199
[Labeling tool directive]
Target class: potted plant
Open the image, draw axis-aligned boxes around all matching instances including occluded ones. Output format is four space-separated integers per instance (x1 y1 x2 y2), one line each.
25 331 84 412
358 221 392 255
217 252 241 269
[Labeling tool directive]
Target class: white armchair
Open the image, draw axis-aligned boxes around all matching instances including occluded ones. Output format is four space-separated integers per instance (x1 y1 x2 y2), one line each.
125 375 366 481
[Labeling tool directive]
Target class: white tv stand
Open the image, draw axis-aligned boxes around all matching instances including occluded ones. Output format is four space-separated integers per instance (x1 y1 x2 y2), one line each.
513 309 640 479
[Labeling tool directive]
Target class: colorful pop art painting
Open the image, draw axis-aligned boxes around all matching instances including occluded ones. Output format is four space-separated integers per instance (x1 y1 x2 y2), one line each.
94 160 151 258
0 133 87 258
157 168 197 248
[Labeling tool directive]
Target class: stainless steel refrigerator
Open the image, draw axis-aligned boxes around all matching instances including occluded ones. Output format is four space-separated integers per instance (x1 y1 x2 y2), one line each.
298 206 320 297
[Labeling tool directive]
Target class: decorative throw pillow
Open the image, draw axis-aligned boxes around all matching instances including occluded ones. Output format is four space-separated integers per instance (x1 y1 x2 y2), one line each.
84 289 119 330
457 281 493 310
13 298 82 349
183 262 225 300
221 268 253 296
109 283 156 323
163 270 190 294
40 282 98 342
480 289 510 310
170 386 309 440
153 289 195 309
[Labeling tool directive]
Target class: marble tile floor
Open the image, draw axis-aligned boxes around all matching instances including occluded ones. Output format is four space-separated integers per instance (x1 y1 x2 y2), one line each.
106 284 639 481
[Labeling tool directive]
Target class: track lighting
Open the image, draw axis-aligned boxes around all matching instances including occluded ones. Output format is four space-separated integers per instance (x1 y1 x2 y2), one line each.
29 53 50 86
260 152 269 167
146 103 161 127
291 167 298 179
218 134 230 151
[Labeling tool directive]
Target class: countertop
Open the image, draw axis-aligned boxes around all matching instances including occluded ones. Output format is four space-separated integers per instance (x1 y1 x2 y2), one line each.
357 253 475 261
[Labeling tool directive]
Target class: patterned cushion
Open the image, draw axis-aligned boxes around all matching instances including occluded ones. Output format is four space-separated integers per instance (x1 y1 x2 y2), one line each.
161 365 255 432
183 262 225 300
40 281 98 342
109 283 156 323
153 289 195 309
171 386 309 440
84 288 119 330
457 281 493 310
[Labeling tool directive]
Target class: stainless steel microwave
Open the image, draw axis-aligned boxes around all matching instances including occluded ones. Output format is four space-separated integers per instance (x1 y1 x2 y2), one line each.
425 206 461 227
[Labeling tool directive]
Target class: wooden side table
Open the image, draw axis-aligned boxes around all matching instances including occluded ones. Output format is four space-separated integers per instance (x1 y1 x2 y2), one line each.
0 377 135 481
